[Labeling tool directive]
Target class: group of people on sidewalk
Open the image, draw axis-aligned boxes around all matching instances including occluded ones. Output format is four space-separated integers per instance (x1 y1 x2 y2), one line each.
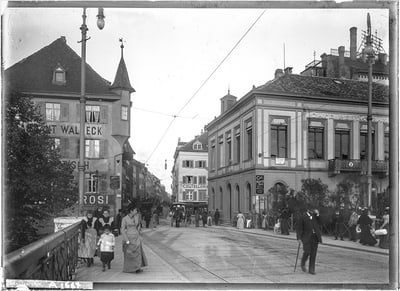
78 205 148 274
169 208 221 228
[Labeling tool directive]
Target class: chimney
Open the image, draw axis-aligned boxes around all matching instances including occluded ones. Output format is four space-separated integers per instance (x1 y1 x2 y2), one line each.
338 46 345 78
378 53 388 65
350 27 357 60
275 69 284 78
220 90 237 114
284 67 293 75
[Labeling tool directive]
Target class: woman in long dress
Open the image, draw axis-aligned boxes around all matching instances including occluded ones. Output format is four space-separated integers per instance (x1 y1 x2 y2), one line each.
78 211 98 267
237 211 245 229
121 206 148 273
357 208 377 246
261 211 267 230
378 208 389 249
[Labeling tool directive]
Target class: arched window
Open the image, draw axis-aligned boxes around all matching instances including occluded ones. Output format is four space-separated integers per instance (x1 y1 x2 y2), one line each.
236 185 240 212
219 187 223 210
212 188 216 209
246 183 252 211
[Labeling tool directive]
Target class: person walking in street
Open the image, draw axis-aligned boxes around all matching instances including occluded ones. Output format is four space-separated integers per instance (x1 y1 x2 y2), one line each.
348 209 358 242
195 209 200 227
237 211 245 230
97 209 115 236
296 207 322 275
214 209 220 226
78 211 98 267
97 225 115 272
279 208 290 235
332 208 345 240
378 207 389 249
121 206 148 273
357 208 377 246
207 211 212 226
202 210 207 227
261 211 267 230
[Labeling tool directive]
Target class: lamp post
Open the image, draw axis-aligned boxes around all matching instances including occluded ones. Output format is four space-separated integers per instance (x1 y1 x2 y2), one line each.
78 7 105 216
364 13 374 211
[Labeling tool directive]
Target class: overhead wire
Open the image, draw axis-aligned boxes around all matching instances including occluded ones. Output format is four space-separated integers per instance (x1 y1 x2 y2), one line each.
145 9 266 164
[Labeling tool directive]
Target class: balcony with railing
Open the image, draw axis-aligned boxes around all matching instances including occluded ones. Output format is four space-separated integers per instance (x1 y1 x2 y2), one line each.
328 159 389 176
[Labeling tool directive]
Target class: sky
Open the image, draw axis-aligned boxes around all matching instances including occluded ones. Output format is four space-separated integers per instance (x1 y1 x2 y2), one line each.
2 3 390 192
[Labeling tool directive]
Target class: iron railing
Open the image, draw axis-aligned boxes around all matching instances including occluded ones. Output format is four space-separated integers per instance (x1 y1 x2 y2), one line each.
4 221 81 281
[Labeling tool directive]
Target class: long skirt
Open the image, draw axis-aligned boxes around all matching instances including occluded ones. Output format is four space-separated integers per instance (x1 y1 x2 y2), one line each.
359 225 377 246
78 228 97 259
123 231 148 272
237 217 245 229
378 225 389 249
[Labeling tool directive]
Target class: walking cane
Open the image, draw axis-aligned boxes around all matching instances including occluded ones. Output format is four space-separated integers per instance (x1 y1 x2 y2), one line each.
294 241 301 272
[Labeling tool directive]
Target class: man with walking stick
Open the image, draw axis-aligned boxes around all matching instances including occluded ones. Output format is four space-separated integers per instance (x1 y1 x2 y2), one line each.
296 207 322 275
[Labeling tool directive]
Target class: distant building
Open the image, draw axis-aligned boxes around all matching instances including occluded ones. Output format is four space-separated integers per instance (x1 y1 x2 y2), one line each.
171 131 209 204
301 27 389 85
4 37 135 216
206 72 389 224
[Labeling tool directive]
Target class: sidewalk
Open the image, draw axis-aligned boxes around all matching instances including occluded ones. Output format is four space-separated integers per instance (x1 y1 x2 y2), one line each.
210 222 389 255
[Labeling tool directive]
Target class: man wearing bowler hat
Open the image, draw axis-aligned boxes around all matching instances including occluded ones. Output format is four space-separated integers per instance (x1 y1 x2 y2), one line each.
296 206 322 275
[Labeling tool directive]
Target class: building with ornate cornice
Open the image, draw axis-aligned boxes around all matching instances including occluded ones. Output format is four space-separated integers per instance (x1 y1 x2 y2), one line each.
4 36 135 216
206 72 389 224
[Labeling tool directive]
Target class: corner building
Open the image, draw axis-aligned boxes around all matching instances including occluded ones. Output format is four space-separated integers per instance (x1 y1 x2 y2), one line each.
4 37 135 216
206 73 389 224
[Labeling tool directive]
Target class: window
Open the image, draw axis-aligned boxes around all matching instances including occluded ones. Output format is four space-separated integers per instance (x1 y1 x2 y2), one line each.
271 119 288 158
121 106 128 121
184 190 193 201
85 105 100 123
308 121 324 159
226 131 232 164
335 125 350 159
52 64 66 85
234 127 240 163
218 136 224 168
198 190 207 201
198 176 207 185
211 140 216 170
245 121 253 160
182 160 194 168
193 142 202 150
360 124 375 160
384 125 389 160
85 139 100 158
46 103 61 121
183 176 197 184
196 160 207 168
86 173 98 193
53 138 61 150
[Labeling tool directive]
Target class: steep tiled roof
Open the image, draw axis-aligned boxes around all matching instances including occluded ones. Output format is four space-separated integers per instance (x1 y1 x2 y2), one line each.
256 74 389 103
4 36 118 97
178 131 208 153
111 56 135 93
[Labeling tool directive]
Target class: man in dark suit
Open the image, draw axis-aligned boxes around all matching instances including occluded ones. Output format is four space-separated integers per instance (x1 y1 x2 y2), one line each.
296 207 322 275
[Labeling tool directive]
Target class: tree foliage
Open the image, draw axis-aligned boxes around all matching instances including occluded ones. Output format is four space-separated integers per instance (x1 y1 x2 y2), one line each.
5 93 77 253
298 178 330 208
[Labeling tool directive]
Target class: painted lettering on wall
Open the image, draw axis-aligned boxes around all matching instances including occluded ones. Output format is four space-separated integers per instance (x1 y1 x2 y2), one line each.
45 124 103 136
83 194 115 206
182 184 207 189
62 160 89 170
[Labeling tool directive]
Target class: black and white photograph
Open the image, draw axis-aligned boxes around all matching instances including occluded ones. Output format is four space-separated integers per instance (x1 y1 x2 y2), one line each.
2 1 398 290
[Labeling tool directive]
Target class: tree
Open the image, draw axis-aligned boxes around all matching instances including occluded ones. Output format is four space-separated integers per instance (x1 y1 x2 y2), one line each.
5 93 77 253
298 178 330 208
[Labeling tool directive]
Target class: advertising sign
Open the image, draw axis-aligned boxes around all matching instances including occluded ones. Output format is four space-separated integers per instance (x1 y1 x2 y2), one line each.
256 175 264 194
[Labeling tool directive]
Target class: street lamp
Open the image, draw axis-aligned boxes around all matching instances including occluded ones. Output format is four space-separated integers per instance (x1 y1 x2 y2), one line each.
78 7 105 216
365 13 374 211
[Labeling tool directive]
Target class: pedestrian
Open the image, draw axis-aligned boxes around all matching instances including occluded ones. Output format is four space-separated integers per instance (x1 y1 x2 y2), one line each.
170 210 174 227
186 210 192 225
378 207 389 249
207 211 212 226
279 208 291 235
348 209 358 242
97 225 115 272
296 207 322 275
78 211 98 267
195 209 200 227
357 208 377 246
214 209 220 226
121 205 148 273
97 209 115 236
237 211 245 229
152 210 158 229
202 210 207 227
261 210 267 230
144 210 151 228
332 207 345 240
115 209 123 236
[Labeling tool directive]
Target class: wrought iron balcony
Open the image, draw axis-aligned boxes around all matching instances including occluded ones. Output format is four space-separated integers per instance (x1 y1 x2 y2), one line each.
328 159 388 176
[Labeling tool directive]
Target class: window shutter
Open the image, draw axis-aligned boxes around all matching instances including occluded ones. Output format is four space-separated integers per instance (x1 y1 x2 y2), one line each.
190 160 194 168
194 176 197 184
76 104 81 122
183 176 187 184
100 139 108 158
60 103 69 121
195 161 199 168
101 106 108 124
193 191 197 201
99 174 107 193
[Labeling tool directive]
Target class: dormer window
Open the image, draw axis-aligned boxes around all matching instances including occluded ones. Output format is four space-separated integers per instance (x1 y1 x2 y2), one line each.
193 141 202 150
52 64 66 85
